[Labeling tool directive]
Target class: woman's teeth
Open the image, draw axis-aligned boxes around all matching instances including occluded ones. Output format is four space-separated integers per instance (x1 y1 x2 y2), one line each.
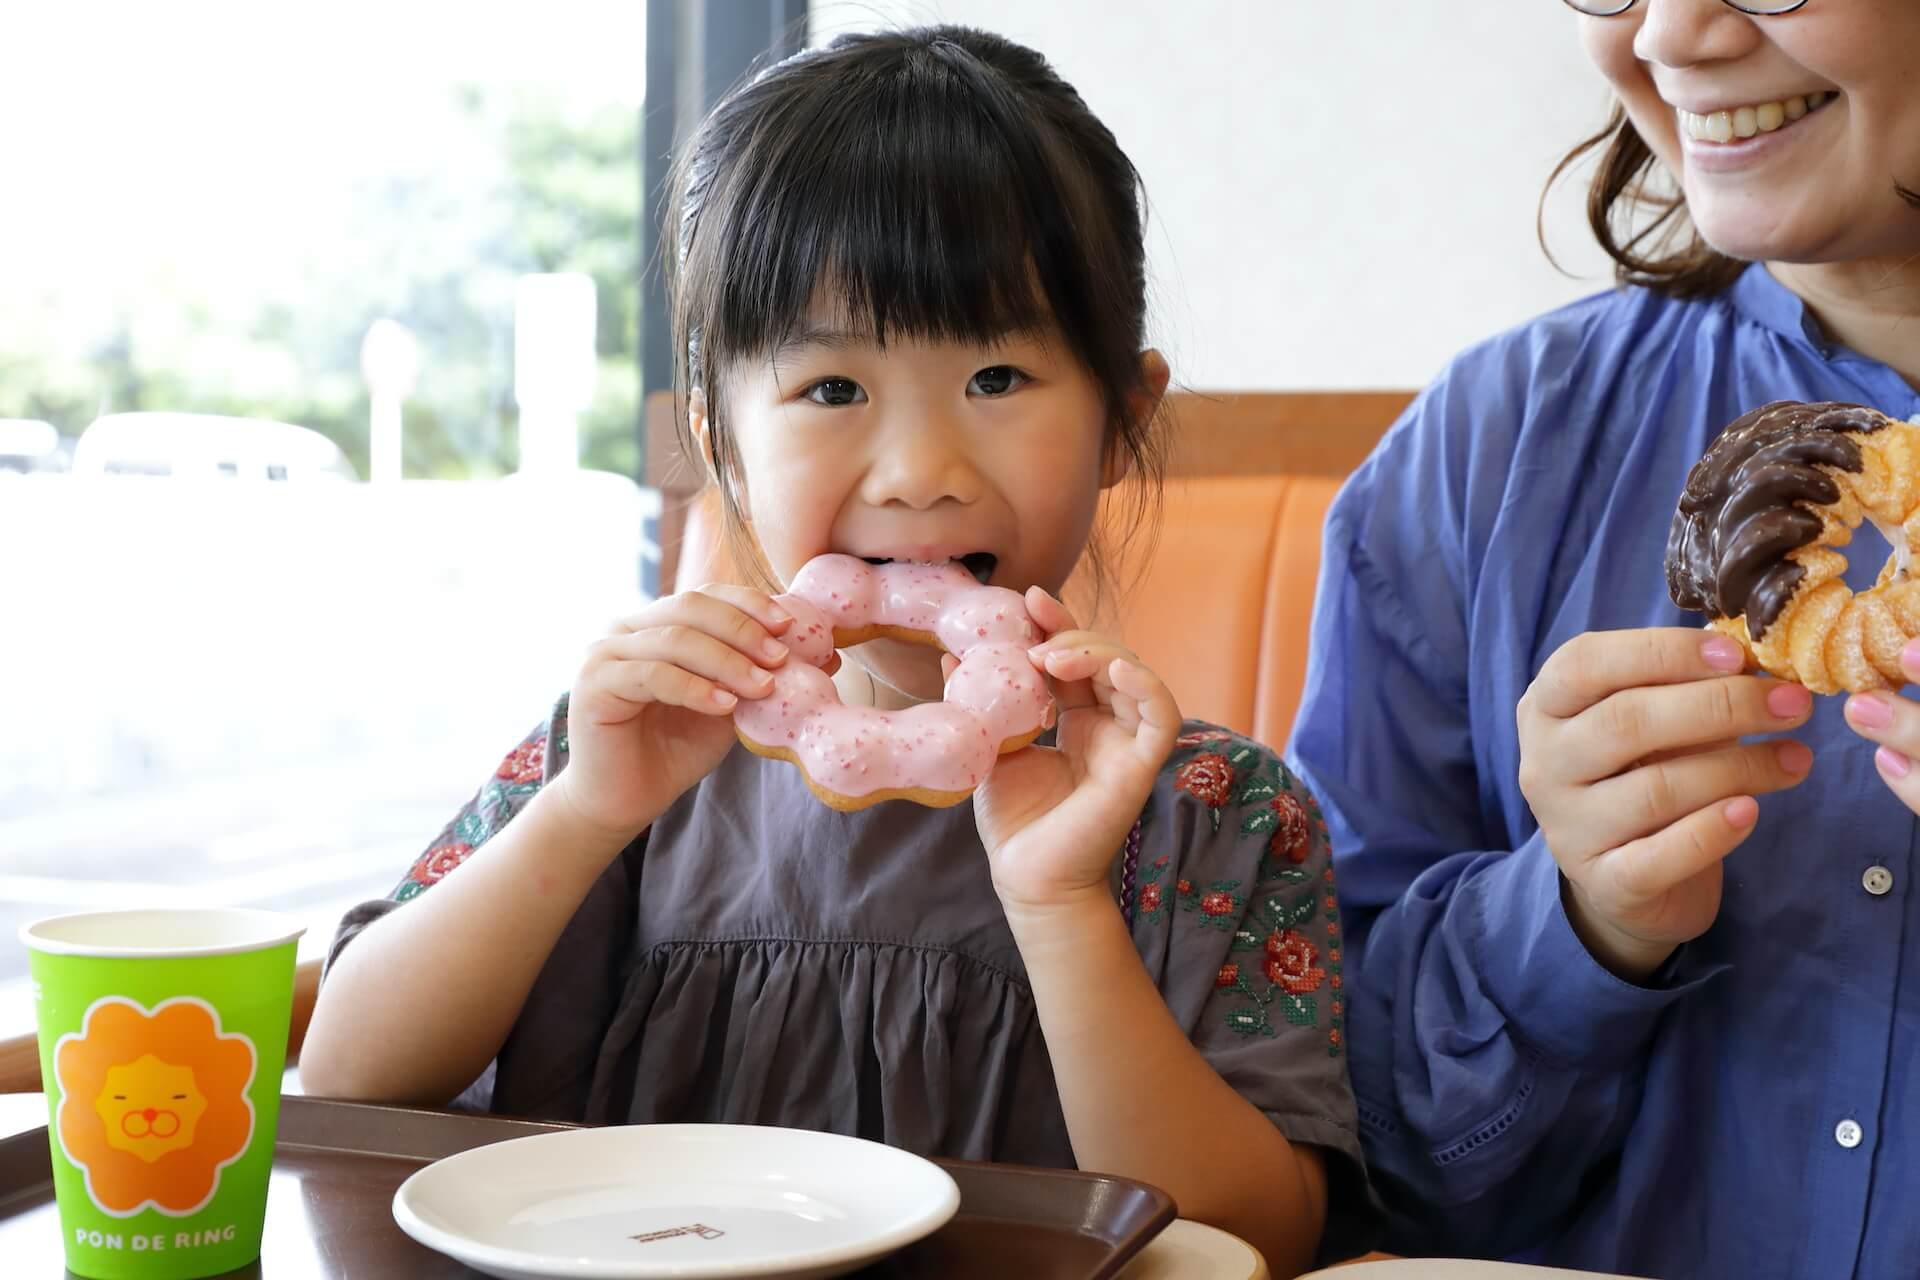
1680 91 1833 144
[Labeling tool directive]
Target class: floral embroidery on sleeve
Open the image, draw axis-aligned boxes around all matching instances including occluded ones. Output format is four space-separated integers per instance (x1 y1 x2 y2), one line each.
392 704 564 901
1149 728 1346 1057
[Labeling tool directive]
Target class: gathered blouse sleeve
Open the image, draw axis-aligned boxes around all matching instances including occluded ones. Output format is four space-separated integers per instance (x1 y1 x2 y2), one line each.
1121 722 1377 1260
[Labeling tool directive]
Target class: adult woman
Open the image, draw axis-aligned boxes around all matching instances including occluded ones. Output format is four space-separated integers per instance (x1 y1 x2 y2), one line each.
1287 2 1920 1275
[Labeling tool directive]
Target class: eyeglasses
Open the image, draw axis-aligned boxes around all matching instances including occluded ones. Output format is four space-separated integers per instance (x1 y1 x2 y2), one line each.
1562 0 1808 14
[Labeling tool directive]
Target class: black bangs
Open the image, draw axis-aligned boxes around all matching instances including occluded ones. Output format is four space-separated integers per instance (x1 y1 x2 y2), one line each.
675 29 1140 385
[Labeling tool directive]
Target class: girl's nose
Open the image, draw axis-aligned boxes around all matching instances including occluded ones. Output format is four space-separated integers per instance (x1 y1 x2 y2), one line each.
860 419 984 511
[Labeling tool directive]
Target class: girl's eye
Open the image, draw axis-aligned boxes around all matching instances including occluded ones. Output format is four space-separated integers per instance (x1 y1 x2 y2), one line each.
803 377 865 407
968 366 1028 397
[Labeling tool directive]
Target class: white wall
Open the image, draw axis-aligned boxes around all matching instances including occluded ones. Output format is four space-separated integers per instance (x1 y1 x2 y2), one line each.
810 1 1616 391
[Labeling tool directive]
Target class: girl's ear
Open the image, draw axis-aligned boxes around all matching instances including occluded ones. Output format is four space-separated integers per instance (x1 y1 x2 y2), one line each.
687 388 721 487
1101 349 1171 489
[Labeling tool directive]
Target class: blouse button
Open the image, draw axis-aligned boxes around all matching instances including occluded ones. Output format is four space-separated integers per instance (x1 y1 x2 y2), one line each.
1863 866 1894 897
1836 1119 1864 1149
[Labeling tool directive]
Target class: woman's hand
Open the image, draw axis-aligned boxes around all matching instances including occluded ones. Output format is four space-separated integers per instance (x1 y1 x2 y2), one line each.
551 584 820 843
1841 639 1920 806
970 590 1181 918
1517 627 1815 981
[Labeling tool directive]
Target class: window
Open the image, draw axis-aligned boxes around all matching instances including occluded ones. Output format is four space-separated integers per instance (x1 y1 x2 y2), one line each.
0 3 675 1033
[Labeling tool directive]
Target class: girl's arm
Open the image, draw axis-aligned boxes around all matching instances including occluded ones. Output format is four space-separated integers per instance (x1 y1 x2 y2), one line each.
302 584 797 1104
1008 896 1327 1276
298 782 632 1104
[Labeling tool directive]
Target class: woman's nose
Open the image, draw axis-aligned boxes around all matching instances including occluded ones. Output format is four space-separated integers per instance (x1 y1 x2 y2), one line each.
1633 0 1761 68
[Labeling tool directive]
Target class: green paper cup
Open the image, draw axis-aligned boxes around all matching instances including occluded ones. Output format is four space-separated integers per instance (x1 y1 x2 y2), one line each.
21 908 305 1280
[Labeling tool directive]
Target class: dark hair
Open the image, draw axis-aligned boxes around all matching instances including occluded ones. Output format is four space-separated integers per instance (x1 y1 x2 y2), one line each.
1545 105 1920 299
665 25 1165 590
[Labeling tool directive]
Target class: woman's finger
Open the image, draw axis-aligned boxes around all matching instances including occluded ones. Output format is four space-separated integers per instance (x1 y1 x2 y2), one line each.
1583 739 1812 850
1561 676 1810 783
1527 628 1750 721
1592 795 1759 906
1843 690 1920 805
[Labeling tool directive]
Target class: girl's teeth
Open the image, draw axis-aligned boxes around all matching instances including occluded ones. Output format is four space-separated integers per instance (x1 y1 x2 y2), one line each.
1680 92 1830 144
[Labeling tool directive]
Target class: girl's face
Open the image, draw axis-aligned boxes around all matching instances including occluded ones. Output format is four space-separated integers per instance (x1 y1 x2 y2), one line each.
710 295 1159 702
1580 0 1920 264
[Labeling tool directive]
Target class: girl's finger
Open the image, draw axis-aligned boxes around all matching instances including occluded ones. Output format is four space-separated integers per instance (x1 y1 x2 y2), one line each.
1023 586 1080 639
1037 645 1107 712
585 653 738 714
694 583 797 635
599 625 777 701
615 591 790 669
1110 658 1181 754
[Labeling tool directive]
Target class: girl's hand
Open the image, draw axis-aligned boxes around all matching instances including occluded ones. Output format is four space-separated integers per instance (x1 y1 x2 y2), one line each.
970 589 1182 917
552 584 819 843
1842 639 1920 808
1517 627 1814 981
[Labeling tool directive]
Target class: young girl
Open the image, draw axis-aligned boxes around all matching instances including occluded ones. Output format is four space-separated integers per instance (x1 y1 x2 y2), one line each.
301 26 1367 1272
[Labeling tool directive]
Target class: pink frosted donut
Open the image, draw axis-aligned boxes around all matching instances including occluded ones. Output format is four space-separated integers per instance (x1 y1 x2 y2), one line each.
733 554 1055 810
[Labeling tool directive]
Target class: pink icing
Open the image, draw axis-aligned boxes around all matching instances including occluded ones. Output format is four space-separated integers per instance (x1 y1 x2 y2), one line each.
733 555 1053 799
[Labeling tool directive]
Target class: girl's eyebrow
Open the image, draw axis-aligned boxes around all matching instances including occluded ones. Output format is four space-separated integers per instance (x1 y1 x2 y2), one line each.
771 325 872 362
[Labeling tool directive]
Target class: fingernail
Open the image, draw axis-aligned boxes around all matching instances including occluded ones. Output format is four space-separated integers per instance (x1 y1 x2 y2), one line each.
1722 796 1758 828
1701 636 1745 672
1768 684 1813 718
1878 746 1911 779
1903 638 1920 678
761 638 788 662
1775 740 1813 774
1846 693 1892 729
768 603 792 625
711 688 737 709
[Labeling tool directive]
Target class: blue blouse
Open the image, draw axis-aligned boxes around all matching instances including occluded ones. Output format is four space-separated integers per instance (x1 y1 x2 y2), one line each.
1287 264 1920 1278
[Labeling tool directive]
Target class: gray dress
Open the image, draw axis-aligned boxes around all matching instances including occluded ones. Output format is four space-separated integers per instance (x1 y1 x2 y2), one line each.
328 695 1374 1254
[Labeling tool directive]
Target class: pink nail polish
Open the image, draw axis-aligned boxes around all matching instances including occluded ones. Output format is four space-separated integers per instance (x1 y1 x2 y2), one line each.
1847 694 1893 730
1701 635 1745 672
1878 746 1911 779
1767 684 1812 718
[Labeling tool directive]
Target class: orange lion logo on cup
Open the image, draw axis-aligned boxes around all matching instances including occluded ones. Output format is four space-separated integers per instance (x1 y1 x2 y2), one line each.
54 997 257 1217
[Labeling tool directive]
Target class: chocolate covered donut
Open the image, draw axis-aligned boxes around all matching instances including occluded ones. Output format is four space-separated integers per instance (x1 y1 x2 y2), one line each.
1666 399 1920 693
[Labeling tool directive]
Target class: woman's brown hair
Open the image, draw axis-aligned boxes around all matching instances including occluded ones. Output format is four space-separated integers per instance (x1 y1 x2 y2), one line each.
1547 105 1920 298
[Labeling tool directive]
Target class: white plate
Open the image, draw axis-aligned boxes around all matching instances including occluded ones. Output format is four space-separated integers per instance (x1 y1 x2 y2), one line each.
392 1123 962 1280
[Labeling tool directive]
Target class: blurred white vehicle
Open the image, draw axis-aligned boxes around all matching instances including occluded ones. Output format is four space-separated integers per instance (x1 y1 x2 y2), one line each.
72 412 359 481
0 419 68 473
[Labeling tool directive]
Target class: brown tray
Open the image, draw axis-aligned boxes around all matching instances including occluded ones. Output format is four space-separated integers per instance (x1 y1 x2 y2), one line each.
0 1095 1175 1277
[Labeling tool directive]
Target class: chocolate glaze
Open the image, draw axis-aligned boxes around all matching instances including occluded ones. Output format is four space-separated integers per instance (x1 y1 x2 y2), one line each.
1666 400 1888 640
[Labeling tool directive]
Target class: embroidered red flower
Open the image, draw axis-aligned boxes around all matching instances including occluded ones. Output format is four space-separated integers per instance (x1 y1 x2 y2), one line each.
496 739 545 784
1268 793 1312 863
1331 998 1344 1017
412 841 474 886
1176 878 1193 895
1328 947 1341 965
1176 728 1233 747
1264 928 1326 994
1174 753 1234 807
1200 891 1235 917
1138 882 1163 913
1216 962 1240 989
